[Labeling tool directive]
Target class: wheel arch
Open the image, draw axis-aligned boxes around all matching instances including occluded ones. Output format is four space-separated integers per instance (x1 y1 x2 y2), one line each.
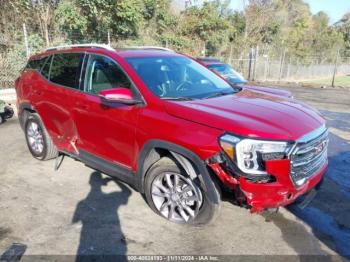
18 102 36 130
136 139 220 204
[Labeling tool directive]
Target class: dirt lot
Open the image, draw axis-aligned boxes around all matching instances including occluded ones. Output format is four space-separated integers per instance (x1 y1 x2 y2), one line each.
0 86 349 260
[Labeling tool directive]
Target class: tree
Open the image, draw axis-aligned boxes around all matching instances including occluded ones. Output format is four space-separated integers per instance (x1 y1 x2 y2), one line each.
181 1 231 55
336 12 350 52
112 0 143 38
54 0 87 42
310 12 343 61
31 0 59 46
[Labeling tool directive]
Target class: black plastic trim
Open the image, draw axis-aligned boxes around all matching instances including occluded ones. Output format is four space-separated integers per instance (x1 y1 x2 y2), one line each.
136 139 220 204
18 102 35 129
79 150 137 190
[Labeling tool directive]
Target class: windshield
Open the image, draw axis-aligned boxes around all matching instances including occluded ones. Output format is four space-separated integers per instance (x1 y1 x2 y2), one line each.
208 64 247 84
126 56 238 100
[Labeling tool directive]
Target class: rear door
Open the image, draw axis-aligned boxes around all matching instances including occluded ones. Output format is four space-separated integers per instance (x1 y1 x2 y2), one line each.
33 52 85 152
72 53 141 168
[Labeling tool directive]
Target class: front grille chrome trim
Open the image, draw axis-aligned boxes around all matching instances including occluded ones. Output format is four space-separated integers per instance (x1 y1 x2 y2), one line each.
289 125 328 187
297 124 327 143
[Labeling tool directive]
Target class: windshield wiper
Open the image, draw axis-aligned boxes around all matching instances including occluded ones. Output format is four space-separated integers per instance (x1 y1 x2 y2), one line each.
203 91 234 99
161 97 194 101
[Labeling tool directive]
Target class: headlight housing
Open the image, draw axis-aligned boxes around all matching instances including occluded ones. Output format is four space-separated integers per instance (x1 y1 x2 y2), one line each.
219 134 291 175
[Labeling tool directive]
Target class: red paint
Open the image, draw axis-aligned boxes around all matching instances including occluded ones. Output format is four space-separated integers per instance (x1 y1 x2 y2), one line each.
240 159 327 213
164 89 324 141
242 85 292 98
16 47 327 212
99 88 134 101
208 163 239 189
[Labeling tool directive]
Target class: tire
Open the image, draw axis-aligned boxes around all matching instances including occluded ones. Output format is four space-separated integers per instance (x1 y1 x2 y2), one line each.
0 114 4 124
144 157 221 225
24 113 58 160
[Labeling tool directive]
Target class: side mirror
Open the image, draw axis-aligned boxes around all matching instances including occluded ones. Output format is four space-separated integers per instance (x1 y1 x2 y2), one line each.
98 88 141 105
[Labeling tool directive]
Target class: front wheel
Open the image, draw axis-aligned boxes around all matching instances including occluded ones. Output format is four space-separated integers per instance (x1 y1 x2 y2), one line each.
144 157 221 225
25 113 58 160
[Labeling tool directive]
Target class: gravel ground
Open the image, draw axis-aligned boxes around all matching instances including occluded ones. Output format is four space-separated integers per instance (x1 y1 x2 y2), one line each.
0 86 349 261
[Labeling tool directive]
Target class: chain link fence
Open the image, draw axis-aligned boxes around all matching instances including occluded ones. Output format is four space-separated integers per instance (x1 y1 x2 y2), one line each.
0 50 27 89
228 57 350 84
1 31 350 89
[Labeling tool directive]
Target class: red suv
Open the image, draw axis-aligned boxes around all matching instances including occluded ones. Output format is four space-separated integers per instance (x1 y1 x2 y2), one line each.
16 45 328 225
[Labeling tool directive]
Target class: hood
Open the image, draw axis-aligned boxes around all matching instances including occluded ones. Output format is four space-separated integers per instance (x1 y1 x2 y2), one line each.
164 89 324 141
242 85 292 98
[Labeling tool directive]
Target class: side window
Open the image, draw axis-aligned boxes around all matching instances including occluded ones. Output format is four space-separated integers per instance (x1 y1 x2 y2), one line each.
26 56 48 71
50 53 83 89
84 54 132 95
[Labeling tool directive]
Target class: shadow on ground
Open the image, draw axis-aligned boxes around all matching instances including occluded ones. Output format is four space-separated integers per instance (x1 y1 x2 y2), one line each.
282 110 350 259
72 172 131 261
266 212 333 262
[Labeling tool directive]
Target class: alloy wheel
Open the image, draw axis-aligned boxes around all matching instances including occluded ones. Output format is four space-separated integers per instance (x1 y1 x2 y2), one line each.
151 172 203 223
27 121 44 154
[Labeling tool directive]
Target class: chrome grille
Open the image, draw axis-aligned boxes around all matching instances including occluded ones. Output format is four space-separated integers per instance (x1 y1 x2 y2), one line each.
290 126 328 186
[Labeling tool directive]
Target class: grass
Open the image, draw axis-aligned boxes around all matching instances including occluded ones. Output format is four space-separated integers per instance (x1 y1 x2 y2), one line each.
302 75 350 88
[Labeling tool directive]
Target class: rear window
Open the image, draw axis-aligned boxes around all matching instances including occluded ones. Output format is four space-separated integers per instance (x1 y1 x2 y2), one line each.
50 53 83 89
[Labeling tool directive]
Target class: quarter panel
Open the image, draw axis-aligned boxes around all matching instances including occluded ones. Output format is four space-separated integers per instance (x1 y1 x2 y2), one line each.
31 74 78 152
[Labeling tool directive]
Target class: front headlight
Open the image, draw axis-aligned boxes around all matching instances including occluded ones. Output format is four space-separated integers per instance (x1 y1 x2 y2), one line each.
219 134 291 175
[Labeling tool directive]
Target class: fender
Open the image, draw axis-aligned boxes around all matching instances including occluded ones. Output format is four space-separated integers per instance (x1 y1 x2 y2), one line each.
136 139 220 204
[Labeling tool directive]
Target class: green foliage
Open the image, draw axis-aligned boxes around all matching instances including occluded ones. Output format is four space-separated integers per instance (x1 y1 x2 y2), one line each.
182 2 229 42
155 0 177 34
228 12 245 38
76 0 143 39
337 12 350 51
0 0 349 62
5 44 28 85
55 0 87 39
112 0 143 38
77 0 113 39
143 0 156 20
158 34 191 51
28 34 45 54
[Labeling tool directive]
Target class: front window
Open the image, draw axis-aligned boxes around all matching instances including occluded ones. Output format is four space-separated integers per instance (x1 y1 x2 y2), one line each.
208 64 247 84
126 56 239 100
84 54 132 95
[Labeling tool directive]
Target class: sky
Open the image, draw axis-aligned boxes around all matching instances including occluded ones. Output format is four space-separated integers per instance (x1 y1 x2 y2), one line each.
181 0 350 24
304 0 350 23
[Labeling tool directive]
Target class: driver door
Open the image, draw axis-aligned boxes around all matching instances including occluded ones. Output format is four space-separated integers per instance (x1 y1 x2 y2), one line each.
72 54 141 168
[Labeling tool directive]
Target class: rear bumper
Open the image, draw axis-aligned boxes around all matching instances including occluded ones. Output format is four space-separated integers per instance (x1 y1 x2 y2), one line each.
239 159 327 212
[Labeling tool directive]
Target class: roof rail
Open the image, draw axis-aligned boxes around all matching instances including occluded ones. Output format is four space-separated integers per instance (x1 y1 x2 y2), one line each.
125 46 174 52
45 43 115 52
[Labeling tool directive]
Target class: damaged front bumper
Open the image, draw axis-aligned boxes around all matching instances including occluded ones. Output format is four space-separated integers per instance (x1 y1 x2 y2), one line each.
239 159 327 212
209 158 327 213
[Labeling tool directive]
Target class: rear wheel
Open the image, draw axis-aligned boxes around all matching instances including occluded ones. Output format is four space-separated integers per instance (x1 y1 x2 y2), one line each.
25 113 58 160
144 157 221 225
